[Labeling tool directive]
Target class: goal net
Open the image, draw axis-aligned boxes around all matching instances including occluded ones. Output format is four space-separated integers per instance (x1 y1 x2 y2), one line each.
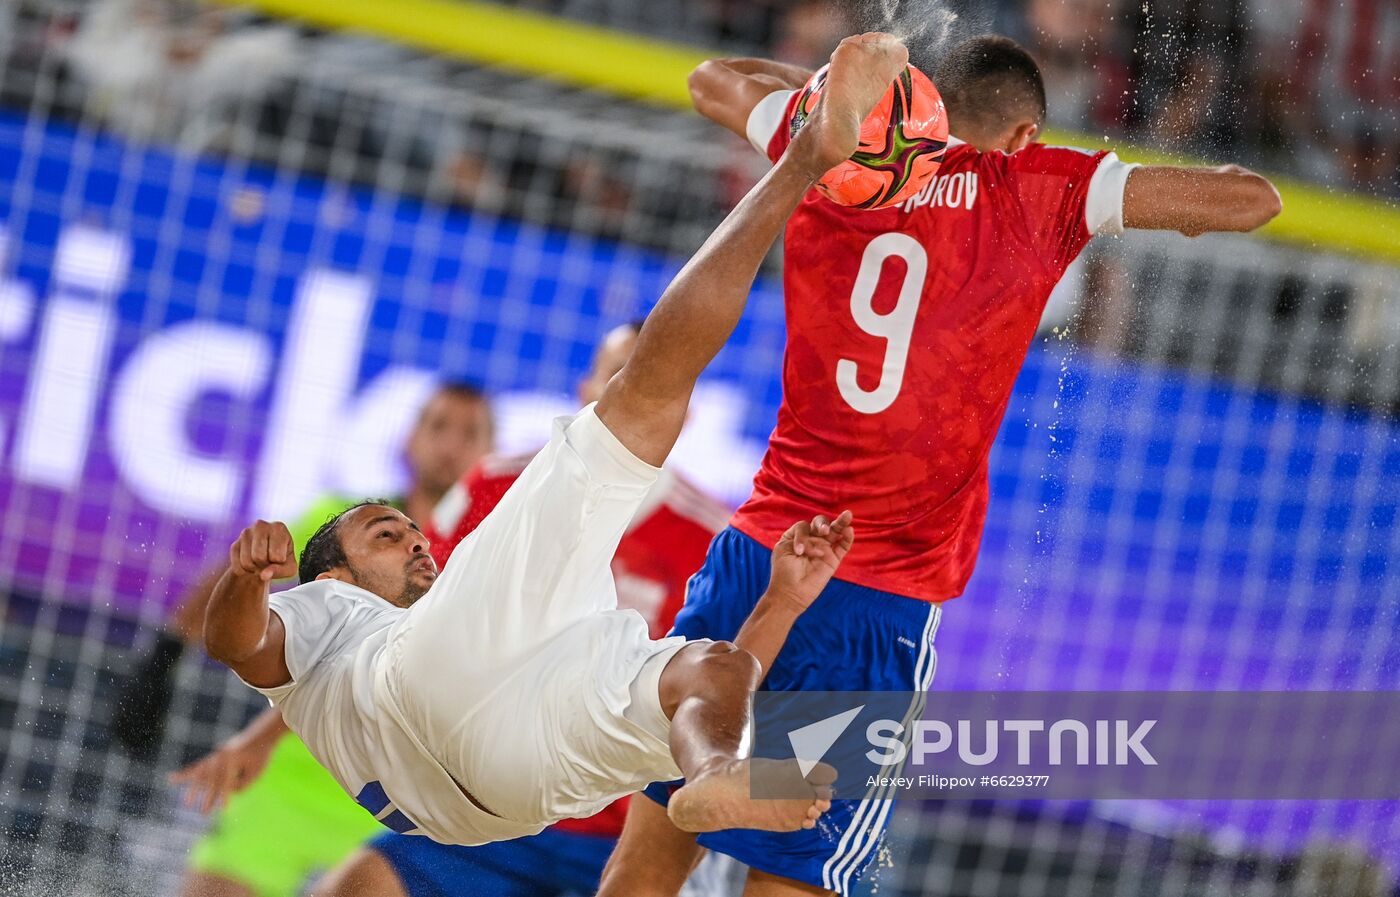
0 4 1394 895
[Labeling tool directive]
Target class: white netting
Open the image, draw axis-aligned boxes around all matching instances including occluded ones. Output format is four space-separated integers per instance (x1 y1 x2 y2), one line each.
0 3 1395 896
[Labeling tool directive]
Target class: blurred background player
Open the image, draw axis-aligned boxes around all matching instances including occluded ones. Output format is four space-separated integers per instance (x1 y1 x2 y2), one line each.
598 33 1282 897
113 381 494 897
174 322 737 897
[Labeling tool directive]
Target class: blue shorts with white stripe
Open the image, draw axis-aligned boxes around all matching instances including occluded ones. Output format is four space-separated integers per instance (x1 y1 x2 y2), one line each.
642 527 942 895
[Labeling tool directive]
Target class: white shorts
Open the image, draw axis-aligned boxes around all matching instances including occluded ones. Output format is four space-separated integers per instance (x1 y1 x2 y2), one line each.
385 405 692 828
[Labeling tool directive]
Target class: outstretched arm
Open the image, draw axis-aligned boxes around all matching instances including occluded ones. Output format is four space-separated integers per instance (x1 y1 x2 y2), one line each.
1124 164 1282 236
688 57 813 139
174 497 328 645
597 33 909 467
168 706 289 813
735 511 854 678
204 520 297 689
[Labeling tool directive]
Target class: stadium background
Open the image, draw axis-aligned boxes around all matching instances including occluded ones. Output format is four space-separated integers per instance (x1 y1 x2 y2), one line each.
0 0 1398 894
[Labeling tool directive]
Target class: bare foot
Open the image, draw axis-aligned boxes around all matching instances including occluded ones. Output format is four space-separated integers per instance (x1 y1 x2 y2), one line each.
667 758 836 833
795 32 910 176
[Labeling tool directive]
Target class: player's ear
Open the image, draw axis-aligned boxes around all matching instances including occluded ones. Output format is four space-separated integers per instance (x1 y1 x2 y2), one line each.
315 568 348 583
1005 120 1038 154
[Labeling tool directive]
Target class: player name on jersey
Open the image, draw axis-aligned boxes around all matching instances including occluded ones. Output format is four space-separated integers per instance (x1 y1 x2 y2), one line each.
900 171 980 213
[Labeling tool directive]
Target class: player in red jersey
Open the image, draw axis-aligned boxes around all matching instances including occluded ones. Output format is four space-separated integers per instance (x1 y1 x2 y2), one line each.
599 34 1282 897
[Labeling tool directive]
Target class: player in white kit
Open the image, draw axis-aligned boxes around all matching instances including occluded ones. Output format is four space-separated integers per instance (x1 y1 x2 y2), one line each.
201 32 910 849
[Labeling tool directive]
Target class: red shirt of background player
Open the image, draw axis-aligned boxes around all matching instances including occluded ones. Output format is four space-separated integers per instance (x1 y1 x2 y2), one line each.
423 452 729 837
729 89 1133 603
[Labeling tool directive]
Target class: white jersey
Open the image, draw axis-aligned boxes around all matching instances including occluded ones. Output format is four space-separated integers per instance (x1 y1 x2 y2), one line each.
249 580 517 841
241 407 692 845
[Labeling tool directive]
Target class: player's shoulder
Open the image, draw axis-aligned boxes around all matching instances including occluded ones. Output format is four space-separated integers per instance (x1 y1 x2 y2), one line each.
463 449 537 501
1004 142 1112 177
919 140 997 173
430 450 539 538
891 141 993 215
276 577 376 606
268 578 380 631
475 450 538 481
937 141 1106 174
653 472 731 534
274 578 333 602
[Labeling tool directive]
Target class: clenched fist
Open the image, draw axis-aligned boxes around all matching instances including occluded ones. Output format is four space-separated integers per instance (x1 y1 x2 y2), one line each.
229 520 298 582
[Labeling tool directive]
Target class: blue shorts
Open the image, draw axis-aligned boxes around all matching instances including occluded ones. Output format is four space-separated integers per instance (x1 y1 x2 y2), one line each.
370 827 614 897
642 527 942 895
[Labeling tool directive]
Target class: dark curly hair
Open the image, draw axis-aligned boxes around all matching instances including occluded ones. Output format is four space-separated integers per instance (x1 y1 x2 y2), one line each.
297 499 396 583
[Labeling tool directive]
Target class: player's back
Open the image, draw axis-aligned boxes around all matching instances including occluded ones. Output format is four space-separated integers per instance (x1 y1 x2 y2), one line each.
733 97 1133 602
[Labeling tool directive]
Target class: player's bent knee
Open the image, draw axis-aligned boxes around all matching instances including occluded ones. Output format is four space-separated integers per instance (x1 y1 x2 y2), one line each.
659 640 761 715
694 640 761 683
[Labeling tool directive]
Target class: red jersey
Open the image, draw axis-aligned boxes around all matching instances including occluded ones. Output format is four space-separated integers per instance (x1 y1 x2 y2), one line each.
730 89 1136 603
424 452 729 836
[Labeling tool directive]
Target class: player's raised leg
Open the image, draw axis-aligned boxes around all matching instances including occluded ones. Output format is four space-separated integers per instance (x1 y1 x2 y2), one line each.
590 33 909 838
595 32 910 469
